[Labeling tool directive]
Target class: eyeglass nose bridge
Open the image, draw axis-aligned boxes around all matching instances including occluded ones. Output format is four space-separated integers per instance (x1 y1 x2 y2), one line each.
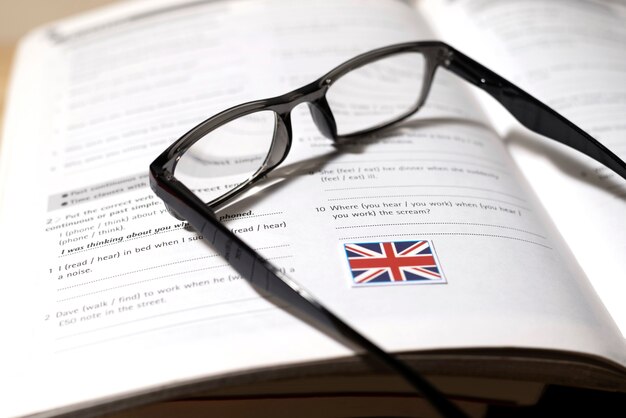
273 81 338 141
263 111 293 171
307 97 337 140
265 94 338 170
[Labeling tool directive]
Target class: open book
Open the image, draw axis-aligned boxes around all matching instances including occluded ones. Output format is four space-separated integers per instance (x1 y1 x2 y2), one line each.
0 0 624 416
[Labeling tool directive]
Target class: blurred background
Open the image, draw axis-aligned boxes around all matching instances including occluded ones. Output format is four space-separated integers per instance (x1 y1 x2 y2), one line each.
0 0 118 131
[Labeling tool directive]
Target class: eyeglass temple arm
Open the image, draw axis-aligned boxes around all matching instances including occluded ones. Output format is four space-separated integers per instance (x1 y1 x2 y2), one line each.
193 209 469 418
149 171 468 418
148 165 472 418
443 46 626 181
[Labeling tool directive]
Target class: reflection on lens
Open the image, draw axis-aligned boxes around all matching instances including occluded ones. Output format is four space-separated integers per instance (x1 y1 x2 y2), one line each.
327 53 425 136
175 110 277 202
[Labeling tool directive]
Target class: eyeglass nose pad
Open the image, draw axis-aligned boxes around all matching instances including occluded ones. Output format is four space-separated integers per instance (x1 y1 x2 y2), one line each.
308 100 337 140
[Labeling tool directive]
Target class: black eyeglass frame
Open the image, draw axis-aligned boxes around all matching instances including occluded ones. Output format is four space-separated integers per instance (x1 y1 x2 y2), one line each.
152 41 626 211
149 40 626 418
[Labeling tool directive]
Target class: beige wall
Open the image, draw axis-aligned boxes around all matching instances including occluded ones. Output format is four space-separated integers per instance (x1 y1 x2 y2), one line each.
0 0 120 42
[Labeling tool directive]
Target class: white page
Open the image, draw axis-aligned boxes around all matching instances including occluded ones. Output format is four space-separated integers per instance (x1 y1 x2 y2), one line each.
421 0 626 336
0 0 624 416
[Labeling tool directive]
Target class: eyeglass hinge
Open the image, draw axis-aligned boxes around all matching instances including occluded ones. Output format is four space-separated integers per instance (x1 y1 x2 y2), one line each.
438 48 454 68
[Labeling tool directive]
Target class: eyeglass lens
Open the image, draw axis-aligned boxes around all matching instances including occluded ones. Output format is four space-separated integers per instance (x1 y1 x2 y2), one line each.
174 52 428 200
175 110 278 203
327 52 426 136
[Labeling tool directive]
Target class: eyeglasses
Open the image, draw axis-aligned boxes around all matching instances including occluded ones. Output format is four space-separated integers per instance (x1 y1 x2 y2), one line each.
150 41 626 417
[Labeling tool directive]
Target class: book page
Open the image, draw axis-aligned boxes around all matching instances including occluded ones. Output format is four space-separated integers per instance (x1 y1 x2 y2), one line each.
421 0 626 336
0 0 624 416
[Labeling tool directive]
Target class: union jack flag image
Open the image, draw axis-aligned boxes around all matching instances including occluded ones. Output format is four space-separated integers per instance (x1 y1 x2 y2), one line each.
344 240 446 286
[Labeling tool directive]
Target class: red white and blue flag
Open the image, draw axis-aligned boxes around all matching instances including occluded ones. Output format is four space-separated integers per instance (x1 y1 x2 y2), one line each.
344 240 445 286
